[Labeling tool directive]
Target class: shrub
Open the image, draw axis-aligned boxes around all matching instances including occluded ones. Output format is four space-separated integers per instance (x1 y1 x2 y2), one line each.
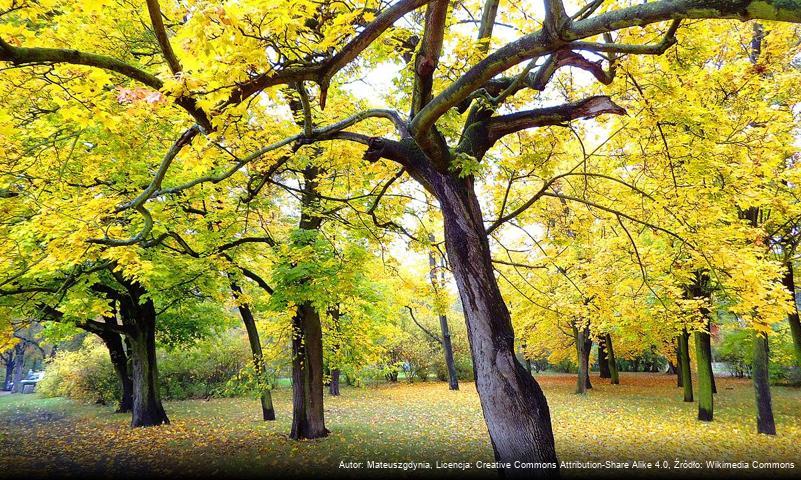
40 330 256 403
38 337 119 405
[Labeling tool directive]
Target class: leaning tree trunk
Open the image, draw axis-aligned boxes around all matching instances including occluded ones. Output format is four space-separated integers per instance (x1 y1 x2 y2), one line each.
290 302 328 440
435 174 558 478
679 329 693 402
232 284 276 421
99 332 133 413
573 325 592 394
598 339 611 379
126 300 169 427
781 262 801 368
329 369 340 396
695 330 714 421
752 331 776 435
605 334 619 385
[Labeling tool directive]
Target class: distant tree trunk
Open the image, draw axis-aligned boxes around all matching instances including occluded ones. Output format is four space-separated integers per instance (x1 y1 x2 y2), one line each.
231 283 275 421
781 262 801 368
10 345 25 393
695 330 714 421
574 325 592 394
752 331 776 435
290 302 328 440
675 338 683 388
99 332 133 413
428 243 459 391
125 298 169 427
3 356 14 391
329 369 340 396
525 357 533 376
679 329 693 402
598 339 611 379
605 334 619 385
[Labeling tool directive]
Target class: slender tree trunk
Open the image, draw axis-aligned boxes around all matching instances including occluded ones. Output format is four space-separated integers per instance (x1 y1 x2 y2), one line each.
232 283 275 421
679 329 693 402
126 300 169 427
605 334 619 385
525 357 533 375
10 346 25 393
435 175 558 477
781 263 801 368
3 358 14 391
573 325 592 394
598 339 611 379
290 302 328 439
695 330 714 421
428 244 459 390
675 337 684 388
752 331 776 435
329 369 340 396
99 332 133 413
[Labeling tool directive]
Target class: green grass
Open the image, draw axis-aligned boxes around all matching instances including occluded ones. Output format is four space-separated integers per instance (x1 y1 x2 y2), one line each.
0 373 799 478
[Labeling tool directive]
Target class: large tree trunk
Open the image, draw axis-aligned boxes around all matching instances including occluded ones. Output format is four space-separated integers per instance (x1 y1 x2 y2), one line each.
290 302 328 440
605 334 619 385
679 329 693 402
329 368 340 396
781 262 801 368
99 332 133 413
695 329 714 421
752 331 776 435
126 299 169 427
598 339 611 379
434 174 558 478
573 325 592 394
232 283 276 421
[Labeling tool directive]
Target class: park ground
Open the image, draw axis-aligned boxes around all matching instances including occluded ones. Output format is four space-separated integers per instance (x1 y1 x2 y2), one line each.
0 373 799 479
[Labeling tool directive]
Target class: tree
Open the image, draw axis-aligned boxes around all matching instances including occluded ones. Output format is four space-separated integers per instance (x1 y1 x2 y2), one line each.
4 1 801 475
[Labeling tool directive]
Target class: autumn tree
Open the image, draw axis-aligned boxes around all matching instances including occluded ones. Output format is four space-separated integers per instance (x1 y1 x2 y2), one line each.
5 1 801 475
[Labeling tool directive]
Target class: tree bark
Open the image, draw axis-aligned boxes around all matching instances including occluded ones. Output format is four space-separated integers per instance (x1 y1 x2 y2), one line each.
781 262 801 368
695 330 714 421
598 338 611 379
329 368 340 396
232 283 276 421
10 345 25 394
679 329 693 402
125 298 169 427
752 331 776 435
573 325 592 394
605 334 619 385
3 355 14 391
98 332 133 413
434 174 558 478
675 337 684 388
290 302 328 440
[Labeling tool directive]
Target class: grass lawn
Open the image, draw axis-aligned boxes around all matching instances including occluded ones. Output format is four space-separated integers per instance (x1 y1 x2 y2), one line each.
0 373 799 479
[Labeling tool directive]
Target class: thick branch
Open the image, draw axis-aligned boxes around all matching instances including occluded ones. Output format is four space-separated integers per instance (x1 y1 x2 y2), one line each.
145 0 183 74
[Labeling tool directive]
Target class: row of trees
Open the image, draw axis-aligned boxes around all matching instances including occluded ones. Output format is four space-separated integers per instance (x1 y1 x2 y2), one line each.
3 1 801 478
